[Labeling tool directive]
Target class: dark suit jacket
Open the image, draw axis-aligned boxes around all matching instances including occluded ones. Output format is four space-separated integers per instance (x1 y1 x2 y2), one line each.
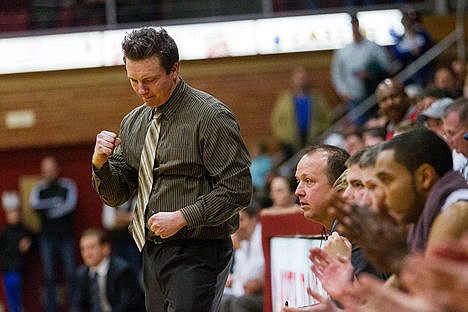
73 256 145 312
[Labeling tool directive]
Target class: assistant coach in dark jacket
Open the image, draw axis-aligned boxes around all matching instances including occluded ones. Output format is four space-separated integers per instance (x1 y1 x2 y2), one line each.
72 228 145 312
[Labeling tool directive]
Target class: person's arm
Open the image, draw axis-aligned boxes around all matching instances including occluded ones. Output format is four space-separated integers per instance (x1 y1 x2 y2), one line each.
330 50 349 99
92 127 138 207
29 182 58 210
401 236 468 312
322 232 352 261
342 274 436 312
426 200 468 254
372 44 391 74
309 248 354 302
329 195 408 275
102 204 116 230
281 288 344 312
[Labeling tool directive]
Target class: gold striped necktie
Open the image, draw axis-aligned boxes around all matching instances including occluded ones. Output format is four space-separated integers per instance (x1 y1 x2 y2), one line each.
132 109 162 251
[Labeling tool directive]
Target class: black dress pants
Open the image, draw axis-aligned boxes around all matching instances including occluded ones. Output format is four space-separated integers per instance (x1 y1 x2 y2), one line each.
143 237 233 312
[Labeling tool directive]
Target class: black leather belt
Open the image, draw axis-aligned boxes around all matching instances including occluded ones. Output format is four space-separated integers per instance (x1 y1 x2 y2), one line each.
145 235 165 245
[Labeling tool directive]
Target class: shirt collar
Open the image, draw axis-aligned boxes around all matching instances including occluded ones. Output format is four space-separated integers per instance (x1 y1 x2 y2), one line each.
143 77 187 122
90 257 110 277
158 76 187 121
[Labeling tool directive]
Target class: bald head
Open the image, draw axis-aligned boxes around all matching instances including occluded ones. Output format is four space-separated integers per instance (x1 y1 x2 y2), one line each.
376 78 411 123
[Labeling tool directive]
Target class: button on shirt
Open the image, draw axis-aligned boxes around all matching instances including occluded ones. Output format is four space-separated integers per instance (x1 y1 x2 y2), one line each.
92 78 252 240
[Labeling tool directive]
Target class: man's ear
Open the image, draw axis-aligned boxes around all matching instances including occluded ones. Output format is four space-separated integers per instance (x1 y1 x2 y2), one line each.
171 62 179 80
415 163 437 192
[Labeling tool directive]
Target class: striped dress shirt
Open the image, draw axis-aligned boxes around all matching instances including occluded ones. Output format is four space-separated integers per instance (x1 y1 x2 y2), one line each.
93 78 252 241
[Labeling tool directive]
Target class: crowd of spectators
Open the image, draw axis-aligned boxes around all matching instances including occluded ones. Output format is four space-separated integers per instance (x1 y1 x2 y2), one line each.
0 4 466 312
242 9 467 312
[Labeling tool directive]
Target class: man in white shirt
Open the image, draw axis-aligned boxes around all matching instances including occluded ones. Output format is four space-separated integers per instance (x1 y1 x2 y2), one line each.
331 14 391 126
221 203 264 312
443 98 468 182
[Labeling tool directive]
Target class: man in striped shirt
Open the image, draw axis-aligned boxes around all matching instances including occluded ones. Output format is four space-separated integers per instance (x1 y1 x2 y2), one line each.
92 27 252 311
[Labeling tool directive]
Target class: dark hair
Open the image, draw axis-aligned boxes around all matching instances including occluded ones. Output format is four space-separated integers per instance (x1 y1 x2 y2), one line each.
434 64 458 80
300 144 349 185
346 146 371 167
344 128 363 140
363 127 387 140
393 120 425 135
423 86 455 99
380 128 452 177
122 27 179 73
358 143 383 168
81 228 110 246
271 174 299 194
243 199 261 218
350 13 359 24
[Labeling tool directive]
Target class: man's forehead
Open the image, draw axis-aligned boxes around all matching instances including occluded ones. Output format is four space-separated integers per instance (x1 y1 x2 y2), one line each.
445 111 465 128
347 165 362 177
296 156 326 178
360 166 378 182
309 150 330 163
298 152 327 168
374 149 411 177
375 149 396 166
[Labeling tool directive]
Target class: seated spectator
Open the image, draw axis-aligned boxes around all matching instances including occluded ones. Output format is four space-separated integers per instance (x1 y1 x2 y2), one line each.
451 59 466 92
73 228 145 312
282 146 385 311
343 128 365 155
329 147 387 278
392 119 424 137
417 86 457 113
221 202 264 312
363 116 387 129
432 65 463 98
261 175 299 216
249 139 273 193
0 192 32 312
101 196 141 276
294 144 349 231
417 97 454 139
342 148 368 204
375 78 418 140
362 127 386 146
293 130 467 311
295 146 381 282
332 129 467 275
443 98 468 181
356 144 388 212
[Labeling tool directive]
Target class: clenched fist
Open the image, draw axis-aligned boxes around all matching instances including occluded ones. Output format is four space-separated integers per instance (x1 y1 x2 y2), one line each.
92 130 121 169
